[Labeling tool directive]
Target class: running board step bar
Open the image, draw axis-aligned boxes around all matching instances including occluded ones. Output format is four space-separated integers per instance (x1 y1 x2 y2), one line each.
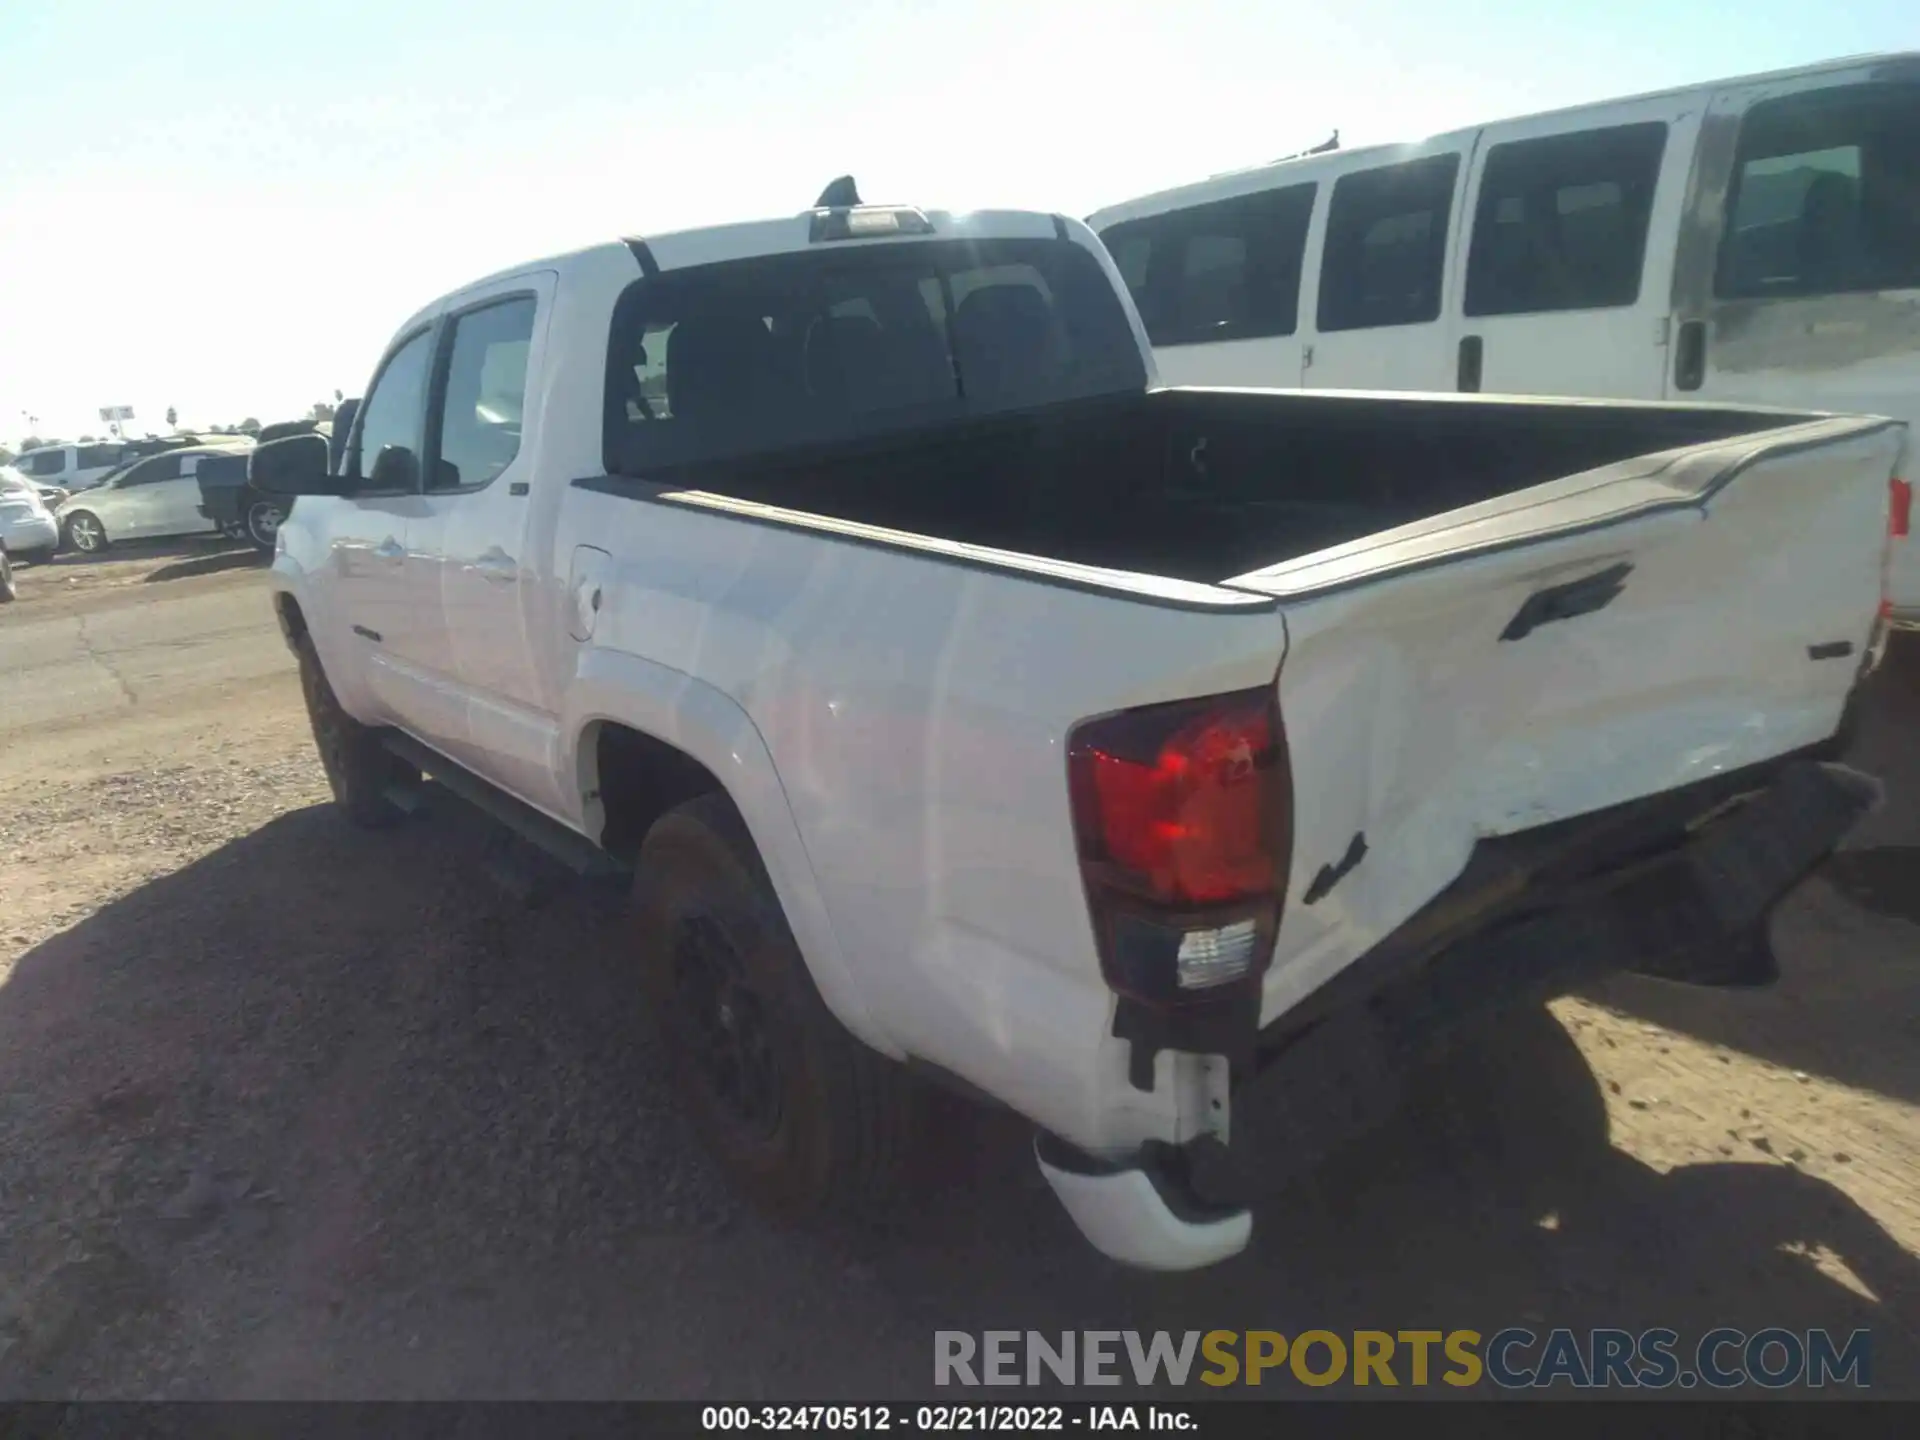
379 732 626 879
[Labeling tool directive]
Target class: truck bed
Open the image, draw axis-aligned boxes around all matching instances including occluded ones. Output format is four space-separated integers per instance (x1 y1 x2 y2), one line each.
630 386 1808 586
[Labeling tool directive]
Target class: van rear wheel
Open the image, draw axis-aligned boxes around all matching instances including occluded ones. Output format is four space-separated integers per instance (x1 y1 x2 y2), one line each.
633 793 919 1220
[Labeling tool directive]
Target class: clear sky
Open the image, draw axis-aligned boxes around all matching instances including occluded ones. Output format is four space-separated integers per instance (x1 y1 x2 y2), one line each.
2 0 1914 447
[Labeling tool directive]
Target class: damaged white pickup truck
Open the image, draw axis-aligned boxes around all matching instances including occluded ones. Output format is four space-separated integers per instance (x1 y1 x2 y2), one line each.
255 189 1905 1270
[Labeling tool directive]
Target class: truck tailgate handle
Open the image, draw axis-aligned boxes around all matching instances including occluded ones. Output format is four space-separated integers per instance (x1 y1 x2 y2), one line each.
1500 562 1634 642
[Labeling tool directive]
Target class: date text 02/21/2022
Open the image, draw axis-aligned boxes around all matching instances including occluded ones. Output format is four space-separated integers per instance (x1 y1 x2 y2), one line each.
700 1406 1192 1432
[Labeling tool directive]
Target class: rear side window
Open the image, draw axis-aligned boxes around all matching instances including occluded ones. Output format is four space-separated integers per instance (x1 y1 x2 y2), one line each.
78 443 129 468
432 296 536 491
1465 123 1669 316
1317 154 1461 332
604 237 1146 472
1717 81 1920 299
1096 183 1316 346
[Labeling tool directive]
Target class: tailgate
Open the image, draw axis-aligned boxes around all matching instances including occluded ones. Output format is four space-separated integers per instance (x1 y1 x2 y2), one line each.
1226 414 1904 1025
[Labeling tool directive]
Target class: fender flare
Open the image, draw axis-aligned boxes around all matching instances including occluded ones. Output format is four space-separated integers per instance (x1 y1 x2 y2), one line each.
564 646 895 1058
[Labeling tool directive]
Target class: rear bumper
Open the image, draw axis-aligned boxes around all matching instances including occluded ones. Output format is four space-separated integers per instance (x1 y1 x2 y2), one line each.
1040 757 1880 1269
2 514 60 554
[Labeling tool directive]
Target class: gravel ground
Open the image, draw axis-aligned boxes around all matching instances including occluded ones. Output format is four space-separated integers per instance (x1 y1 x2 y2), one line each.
2 560 1918 1399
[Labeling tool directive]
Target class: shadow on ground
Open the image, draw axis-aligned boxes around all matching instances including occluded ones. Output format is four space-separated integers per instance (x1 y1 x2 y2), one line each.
1585 634 1920 1108
2 789 1916 1398
144 549 266 583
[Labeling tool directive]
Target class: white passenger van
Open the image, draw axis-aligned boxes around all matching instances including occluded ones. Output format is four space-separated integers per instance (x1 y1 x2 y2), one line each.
1087 52 1920 621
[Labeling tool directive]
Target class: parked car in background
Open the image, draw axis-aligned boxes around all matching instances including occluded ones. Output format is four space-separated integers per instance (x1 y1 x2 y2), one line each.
1086 50 1920 624
1 464 62 598
54 446 248 554
196 424 323 551
11 441 138 494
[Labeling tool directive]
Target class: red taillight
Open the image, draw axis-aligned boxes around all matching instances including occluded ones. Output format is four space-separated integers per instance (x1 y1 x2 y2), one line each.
1891 478 1912 540
1068 687 1292 1004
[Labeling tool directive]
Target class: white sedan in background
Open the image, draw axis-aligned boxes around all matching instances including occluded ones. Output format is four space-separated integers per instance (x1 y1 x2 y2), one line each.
54 446 246 555
2 465 62 600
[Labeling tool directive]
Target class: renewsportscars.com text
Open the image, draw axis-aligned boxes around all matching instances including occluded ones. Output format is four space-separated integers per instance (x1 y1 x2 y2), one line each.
934 1328 1871 1390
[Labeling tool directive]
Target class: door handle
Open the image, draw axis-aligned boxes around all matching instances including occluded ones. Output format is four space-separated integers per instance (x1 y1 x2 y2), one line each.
374 536 405 561
1457 334 1484 393
1673 319 1707 393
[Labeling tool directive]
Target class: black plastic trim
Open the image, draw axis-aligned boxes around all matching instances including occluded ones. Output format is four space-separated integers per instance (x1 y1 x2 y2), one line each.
624 239 660 277
568 473 1281 615
1302 832 1368 905
1232 415 1905 606
1810 640 1855 661
379 732 626 879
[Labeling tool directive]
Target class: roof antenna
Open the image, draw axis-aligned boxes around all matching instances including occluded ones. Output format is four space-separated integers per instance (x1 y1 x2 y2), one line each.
1306 129 1340 154
816 175 862 208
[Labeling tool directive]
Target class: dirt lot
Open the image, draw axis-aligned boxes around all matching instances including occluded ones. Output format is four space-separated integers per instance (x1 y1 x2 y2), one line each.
2 545 1918 1399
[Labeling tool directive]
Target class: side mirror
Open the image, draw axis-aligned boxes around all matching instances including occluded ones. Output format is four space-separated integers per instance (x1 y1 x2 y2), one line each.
367 445 420 493
250 433 339 496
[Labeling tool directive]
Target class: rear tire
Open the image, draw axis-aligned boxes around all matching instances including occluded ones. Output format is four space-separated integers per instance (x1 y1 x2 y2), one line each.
295 636 412 829
633 792 919 1221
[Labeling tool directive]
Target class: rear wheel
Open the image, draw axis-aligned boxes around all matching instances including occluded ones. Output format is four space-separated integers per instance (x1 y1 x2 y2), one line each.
244 497 285 552
295 636 413 829
64 511 107 554
633 793 920 1220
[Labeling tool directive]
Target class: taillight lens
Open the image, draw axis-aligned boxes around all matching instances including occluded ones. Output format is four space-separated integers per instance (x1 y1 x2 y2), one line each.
1891 477 1912 540
1068 687 1292 1004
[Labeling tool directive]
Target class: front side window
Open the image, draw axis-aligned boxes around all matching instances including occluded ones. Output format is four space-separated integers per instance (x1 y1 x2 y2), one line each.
603 237 1145 472
351 328 435 487
432 296 537 491
1717 81 1920 299
1317 154 1461 332
1465 122 1669 316
1097 183 1316 347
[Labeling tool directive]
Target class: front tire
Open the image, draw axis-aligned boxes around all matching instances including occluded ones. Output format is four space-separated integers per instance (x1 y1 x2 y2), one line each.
633 793 920 1221
295 636 413 829
64 511 107 554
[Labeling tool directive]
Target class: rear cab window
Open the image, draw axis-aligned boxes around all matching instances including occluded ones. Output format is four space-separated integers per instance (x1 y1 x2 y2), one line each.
1716 79 1920 299
603 234 1146 473
1095 183 1316 346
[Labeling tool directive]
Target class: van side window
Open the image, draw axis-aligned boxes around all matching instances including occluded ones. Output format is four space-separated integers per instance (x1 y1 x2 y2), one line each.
25 451 68 477
78 443 128 468
1716 81 1920 300
1317 155 1460 332
1464 122 1668 316
1095 183 1315 346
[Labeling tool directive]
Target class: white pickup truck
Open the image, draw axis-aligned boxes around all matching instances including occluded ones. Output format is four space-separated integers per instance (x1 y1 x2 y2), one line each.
256 194 1904 1271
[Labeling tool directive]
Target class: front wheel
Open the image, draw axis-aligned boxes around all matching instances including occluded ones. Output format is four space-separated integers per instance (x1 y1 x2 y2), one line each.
64 511 107 554
295 636 414 829
244 497 285 552
633 792 921 1221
